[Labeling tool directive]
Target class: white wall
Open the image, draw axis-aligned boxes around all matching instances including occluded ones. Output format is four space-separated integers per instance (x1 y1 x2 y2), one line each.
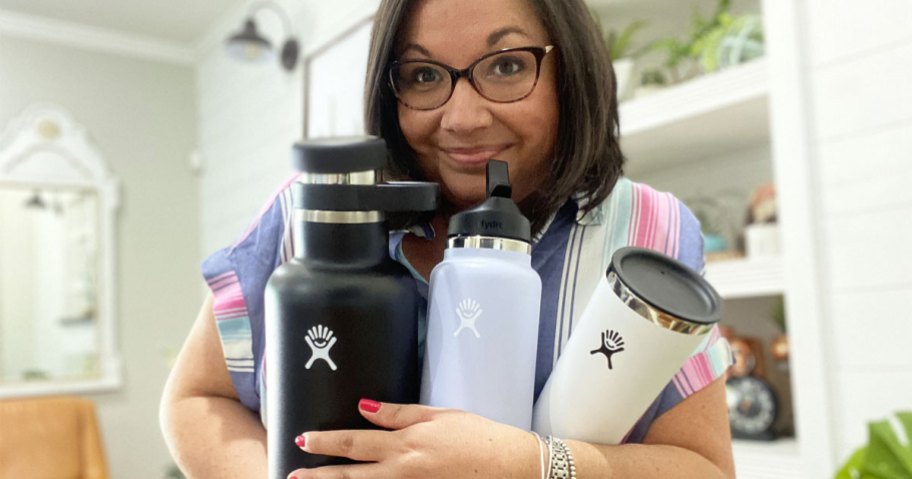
0 35 199 478
196 0 378 255
803 0 912 464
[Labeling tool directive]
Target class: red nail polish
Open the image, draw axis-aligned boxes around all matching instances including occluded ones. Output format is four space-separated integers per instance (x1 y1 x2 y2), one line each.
295 434 306 448
359 398 381 413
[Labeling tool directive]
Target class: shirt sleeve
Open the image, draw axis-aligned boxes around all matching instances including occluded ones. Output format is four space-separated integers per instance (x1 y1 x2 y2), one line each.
623 197 733 443
200 175 297 412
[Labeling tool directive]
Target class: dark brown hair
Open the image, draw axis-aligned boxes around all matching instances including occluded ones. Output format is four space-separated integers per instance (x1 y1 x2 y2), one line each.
364 0 623 232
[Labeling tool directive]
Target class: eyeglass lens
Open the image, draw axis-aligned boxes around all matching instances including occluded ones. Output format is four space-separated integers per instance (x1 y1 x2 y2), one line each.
392 49 542 110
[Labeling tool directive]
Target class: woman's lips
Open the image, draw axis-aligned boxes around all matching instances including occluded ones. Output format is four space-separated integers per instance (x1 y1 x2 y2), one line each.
442 145 510 165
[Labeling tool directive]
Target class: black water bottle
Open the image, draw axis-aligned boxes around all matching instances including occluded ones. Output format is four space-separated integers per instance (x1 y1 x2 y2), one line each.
265 137 438 476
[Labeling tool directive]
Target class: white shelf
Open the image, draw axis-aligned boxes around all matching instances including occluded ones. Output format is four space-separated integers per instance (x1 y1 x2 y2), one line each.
733 438 803 478
704 256 783 299
620 59 770 176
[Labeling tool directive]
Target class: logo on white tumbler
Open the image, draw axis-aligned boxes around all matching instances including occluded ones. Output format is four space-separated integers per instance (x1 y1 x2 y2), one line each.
590 329 625 370
454 298 483 338
305 325 338 371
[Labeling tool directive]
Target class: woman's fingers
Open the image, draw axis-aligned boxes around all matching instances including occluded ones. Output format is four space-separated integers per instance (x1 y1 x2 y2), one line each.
286 462 377 479
297 428 392 462
357 398 442 430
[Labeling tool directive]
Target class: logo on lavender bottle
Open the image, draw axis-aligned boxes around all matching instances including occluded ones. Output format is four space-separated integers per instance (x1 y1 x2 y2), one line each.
454 298 483 338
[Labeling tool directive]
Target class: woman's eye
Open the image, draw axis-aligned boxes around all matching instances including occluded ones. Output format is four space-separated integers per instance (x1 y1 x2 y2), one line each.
490 56 526 76
411 67 442 84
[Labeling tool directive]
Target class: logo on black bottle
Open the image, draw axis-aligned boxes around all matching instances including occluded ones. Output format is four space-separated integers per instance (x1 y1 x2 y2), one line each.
305 325 338 371
590 329 625 370
454 298 483 338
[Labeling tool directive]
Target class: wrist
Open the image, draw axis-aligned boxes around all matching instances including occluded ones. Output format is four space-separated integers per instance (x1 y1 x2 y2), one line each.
533 435 577 479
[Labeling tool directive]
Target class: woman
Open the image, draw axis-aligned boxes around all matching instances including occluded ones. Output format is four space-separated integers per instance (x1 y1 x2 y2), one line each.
160 0 736 477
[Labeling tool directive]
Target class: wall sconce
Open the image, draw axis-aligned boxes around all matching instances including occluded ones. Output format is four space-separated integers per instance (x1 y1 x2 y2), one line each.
226 0 300 71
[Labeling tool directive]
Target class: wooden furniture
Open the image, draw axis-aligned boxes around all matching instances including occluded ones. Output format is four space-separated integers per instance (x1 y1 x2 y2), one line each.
0 396 109 478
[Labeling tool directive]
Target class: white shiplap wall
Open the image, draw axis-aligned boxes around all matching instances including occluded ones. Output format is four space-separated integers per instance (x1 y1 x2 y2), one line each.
196 0 378 256
804 0 912 463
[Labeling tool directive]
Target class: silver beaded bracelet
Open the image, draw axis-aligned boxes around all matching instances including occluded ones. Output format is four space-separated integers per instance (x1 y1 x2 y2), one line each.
545 436 577 479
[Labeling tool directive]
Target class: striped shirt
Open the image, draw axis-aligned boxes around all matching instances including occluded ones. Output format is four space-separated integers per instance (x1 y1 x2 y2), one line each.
202 176 732 443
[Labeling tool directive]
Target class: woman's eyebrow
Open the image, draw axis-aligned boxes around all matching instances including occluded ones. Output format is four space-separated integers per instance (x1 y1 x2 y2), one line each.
398 26 530 59
399 43 432 58
487 26 530 46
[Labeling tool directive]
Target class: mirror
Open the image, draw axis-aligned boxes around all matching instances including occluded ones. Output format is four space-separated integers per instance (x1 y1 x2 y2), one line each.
0 104 121 397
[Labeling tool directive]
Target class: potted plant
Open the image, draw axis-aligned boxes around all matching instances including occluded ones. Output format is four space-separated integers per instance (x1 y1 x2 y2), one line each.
835 412 912 478
604 20 647 100
651 0 764 82
634 68 668 98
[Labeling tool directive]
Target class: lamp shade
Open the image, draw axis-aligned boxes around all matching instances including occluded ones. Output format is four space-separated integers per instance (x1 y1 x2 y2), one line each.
226 19 274 63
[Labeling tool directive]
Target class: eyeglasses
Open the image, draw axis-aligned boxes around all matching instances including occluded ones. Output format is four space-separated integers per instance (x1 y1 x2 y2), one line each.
389 45 555 111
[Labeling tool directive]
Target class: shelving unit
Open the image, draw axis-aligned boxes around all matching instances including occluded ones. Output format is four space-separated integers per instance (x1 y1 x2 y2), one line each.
704 256 783 299
620 59 770 177
616 62 797 473
585 0 827 473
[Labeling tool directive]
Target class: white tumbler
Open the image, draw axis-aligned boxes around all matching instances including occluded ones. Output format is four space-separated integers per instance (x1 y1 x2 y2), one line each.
532 247 723 444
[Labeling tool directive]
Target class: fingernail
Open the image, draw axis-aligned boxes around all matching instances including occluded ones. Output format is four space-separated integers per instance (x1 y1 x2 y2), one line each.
294 434 306 448
359 398 381 413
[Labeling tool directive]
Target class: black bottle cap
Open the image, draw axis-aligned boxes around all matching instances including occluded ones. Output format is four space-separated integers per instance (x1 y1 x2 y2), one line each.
609 247 723 325
291 136 439 213
293 136 388 173
447 160 531 242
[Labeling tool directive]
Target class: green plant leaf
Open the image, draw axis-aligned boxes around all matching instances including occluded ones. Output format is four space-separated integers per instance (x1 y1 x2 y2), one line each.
609 20 647 60
835 447 867 479
864 420 912 478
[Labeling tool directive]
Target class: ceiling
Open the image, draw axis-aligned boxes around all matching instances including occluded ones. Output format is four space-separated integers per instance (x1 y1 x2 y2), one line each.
0 0 243 45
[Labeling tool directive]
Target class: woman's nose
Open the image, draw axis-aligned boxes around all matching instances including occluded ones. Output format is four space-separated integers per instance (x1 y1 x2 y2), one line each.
440 78 493 134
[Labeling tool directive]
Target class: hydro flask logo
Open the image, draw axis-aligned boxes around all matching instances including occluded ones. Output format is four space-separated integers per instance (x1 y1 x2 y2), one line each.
481 220 503 230
305 325 338 371
590 329 625 370
454 298 483 338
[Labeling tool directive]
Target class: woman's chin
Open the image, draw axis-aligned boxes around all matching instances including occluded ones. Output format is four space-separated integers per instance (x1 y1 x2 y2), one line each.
441 187 486 212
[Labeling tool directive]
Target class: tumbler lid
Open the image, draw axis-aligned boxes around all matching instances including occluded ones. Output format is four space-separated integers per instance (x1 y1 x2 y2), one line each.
609 247 722 325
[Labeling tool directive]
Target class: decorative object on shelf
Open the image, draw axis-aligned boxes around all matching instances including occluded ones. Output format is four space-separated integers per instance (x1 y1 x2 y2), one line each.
835 411 912 479
651 0 764 83
726 334 779 441
769 297 789 364
697 13 764 73
743 183 780 258
225 0 301 72
684 193 743 261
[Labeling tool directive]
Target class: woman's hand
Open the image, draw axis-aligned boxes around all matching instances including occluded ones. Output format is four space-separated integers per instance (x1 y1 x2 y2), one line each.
286 399 540 479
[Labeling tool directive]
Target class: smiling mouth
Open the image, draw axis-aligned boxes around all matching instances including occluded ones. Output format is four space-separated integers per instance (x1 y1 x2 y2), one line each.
442 146 510 166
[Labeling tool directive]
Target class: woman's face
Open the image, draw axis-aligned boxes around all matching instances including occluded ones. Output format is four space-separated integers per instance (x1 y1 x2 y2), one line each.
396 0 559 212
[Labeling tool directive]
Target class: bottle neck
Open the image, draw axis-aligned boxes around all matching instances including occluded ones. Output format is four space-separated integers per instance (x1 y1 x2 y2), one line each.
293 210 389 266
447 235 531 255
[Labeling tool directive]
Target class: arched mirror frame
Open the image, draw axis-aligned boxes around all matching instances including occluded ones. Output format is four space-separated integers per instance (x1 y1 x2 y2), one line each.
0 104 122 397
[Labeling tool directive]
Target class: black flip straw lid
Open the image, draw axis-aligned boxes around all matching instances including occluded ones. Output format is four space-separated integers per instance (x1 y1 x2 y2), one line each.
447 160 531 242
609 247 723 325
